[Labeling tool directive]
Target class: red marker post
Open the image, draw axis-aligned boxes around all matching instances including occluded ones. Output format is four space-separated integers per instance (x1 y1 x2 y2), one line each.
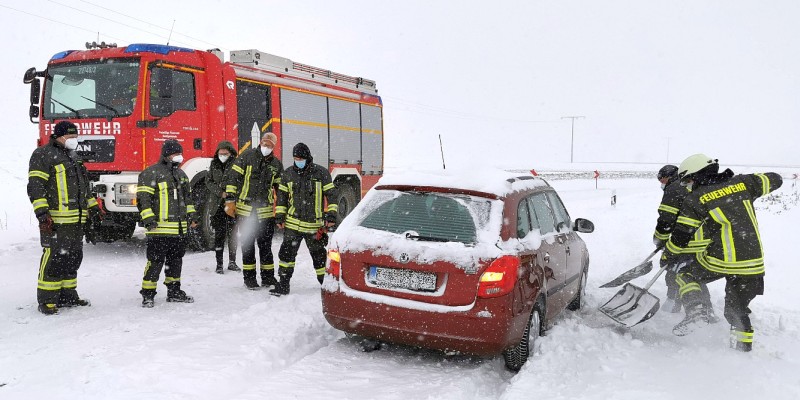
594 170 600 189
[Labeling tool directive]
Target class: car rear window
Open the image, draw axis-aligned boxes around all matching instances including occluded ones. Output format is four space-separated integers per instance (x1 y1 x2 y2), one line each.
358 192 491 244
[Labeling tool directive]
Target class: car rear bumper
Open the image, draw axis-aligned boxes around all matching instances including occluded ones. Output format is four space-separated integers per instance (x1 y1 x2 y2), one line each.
322 288 526 356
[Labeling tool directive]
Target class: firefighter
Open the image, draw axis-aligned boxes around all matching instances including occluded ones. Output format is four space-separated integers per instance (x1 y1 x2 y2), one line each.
206 140 240 274
136 140 198 307
28 121 100 315
653 164 716 320
223 132 283 289
664 154 782 352
270 142 338 296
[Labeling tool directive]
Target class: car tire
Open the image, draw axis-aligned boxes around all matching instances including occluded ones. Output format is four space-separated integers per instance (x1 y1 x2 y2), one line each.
503 305 543 372
567 268 587 311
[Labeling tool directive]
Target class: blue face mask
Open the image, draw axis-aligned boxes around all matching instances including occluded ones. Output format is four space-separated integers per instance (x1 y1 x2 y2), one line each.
294 159 306 169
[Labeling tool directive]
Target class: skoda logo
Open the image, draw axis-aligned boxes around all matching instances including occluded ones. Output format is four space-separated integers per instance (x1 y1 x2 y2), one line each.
399 253 410 263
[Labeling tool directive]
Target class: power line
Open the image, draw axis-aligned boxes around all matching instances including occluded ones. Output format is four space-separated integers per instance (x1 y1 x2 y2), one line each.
0 3 130 43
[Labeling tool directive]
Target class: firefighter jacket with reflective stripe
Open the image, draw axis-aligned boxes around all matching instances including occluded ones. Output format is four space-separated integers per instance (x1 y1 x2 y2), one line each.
27 140 98 225
206 157 236 211
136 158 197 236
667 172 783 275
276 163 338 234
654 179 709 253
223 148 283 219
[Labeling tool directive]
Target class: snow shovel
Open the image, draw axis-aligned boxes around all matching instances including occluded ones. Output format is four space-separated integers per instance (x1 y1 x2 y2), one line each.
599 247 661 288
599 264 667 328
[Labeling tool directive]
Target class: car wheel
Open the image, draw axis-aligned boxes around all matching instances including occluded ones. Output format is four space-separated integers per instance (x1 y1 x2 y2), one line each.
503 306 543 372
567 268 587 311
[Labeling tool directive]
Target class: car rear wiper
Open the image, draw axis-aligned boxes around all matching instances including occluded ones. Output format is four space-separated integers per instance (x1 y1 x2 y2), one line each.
50 98 81 118
81 96 120 117
405 232 450 242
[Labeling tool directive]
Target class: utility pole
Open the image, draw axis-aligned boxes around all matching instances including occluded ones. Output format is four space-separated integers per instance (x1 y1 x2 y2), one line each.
561 116 585 163
666 137 671 163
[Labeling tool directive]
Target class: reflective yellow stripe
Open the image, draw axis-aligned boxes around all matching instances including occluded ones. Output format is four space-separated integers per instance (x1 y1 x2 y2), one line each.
654 231 670 240
187 205 196 214
54 164 68 210
32 198 49 211
326 204 338 212
164 277 180 284
287 182 295 215
709 207 735 262
315 267 325 276
731 329 754 343
279 261 295 269
87 198 98 208
256 207 274 219
142 280 158 290
62 278 77 289
38 248 51 281
278 184 289 193
676 215 702 228
136 186 156 194
140 208 155 220
158 182 169 221
315 181 323 220
226 185 238 194
743 200 763 256
29 170 50 180
697 254 764 275
755 173 769 196
676 273 701 298
658 204 679 214
275 206 287 215
242 263 257 271
260 263 275 271
240 166 253 201
323 182 335 192
232 164 244 175
38 280 63 290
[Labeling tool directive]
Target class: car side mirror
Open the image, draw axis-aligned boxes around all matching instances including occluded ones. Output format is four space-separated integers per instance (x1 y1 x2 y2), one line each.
573 218 594 233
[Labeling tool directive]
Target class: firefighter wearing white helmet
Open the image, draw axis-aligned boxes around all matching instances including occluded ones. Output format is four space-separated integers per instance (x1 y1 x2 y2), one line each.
664 153 783 352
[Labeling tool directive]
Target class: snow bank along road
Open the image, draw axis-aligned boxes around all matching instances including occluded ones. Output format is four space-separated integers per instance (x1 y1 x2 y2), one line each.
1 165 799 399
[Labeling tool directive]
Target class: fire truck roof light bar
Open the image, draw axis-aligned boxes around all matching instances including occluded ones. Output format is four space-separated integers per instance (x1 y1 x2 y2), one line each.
51 50 76 61
125 44 194 55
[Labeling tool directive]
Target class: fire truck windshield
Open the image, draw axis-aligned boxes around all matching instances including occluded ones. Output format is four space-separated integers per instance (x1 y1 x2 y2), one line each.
43 60 140 120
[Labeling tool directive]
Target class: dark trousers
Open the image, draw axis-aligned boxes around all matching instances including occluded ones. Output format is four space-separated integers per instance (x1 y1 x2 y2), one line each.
37 225 84 305
140 235 186 298
277 228 327 283
677 263 763 331
663 257 712 307
211 205 237 264
238 216 276 276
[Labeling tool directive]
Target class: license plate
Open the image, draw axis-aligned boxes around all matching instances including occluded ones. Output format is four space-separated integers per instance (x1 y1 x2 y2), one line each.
368 266 436 292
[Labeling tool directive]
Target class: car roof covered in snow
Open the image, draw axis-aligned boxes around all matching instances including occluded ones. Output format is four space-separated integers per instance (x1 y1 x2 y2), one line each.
374 168 549 198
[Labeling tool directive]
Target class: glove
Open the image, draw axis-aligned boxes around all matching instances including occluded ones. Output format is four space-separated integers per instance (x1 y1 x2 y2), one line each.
37 213 53 234
664 254 692 273
144 220 158 231
84 224 97 245
89 208 103 227
224 201 236 217
324 212 337 224
275 214 286 225
653 237 665 249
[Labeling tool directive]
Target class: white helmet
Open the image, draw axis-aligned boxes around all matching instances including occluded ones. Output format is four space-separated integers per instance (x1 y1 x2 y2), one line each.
677 153 717 180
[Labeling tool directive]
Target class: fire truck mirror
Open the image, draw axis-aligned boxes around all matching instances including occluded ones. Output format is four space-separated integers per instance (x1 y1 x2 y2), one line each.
29 105 39 119
30 79 40 105
151 98 174 117
23 67 37 84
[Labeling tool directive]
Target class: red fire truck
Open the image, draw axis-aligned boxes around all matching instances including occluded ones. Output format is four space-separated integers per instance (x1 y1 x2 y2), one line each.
23 42 383 246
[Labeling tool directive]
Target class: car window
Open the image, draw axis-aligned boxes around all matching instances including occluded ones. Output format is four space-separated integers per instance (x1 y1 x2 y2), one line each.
527 193 555 235
516 199 532 238
546 191 572 232
359 192 482 244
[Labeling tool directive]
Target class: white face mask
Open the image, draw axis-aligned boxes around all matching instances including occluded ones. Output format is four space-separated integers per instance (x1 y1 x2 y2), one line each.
64 137 79 150
260 146 273 156
171 155 184 164
660 183 666 190
218 154 230 163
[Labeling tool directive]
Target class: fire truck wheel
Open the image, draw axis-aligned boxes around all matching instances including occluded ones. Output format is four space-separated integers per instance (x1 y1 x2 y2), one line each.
336 184 358 224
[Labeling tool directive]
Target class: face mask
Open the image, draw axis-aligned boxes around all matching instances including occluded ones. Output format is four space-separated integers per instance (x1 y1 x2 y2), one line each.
294 159 306 169
218 154 230 163
660 183 666 190
64 137 79 150
171 155 184 164
261 146 272 156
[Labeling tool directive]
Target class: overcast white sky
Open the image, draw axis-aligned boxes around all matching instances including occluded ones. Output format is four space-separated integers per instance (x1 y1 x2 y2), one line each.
2 0 799 169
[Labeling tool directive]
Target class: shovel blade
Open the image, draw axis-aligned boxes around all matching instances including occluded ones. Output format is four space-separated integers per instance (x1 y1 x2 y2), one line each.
599 283 661 328
600 260 654 288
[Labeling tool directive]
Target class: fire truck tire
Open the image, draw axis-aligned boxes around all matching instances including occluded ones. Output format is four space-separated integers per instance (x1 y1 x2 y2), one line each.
335 183 359 224
187 177 212 252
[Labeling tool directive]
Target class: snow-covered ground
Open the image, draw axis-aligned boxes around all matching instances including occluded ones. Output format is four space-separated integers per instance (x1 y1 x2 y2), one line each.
2 147 799 400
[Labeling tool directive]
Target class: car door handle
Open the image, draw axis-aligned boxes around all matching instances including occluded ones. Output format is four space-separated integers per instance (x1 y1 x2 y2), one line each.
566 247 571 255
543 252 550 263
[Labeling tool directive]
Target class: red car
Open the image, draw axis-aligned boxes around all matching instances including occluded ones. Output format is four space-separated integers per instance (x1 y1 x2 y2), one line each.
321 170 594 371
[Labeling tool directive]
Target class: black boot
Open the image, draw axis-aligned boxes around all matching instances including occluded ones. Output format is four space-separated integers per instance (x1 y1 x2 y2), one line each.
261 269 278 287
215 250 224 274
167 288 194 303
730 327 754 352
58 298 91 308
140 289 156 308
228 260 241 272
269 278 291 296
38 303 59 315
216 262 224 274
243 270 260 290
317 274 325 285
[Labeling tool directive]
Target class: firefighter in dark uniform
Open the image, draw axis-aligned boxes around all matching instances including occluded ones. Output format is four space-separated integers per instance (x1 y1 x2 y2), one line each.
206 140 239 274
664 154 782 352
270 142 338 296
27 121 100 315
223 132 283 289
136 140 198 307
653 164 716 320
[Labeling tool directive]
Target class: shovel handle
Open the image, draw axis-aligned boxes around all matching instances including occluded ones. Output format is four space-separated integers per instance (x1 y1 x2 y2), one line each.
641 263 669 292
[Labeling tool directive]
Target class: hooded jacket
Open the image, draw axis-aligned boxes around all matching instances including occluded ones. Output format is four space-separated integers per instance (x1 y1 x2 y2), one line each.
275 143 338 234
205 141 237 210
136 155 197 236
223 145 283 219
28 138 98 226
667 169 783 275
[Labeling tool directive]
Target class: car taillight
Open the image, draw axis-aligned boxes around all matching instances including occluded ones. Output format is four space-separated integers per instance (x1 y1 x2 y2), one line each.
477 255 520 298
326 249 341 279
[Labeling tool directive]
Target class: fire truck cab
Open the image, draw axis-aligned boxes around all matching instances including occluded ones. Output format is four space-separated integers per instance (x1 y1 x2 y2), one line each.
23 42 383 247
